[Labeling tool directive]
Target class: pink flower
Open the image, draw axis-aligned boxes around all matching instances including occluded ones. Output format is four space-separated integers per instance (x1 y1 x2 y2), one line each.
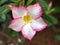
8 3 47 40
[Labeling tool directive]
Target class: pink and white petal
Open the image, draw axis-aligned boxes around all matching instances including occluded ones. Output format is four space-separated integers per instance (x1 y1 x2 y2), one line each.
8 18 23 32
21 23 36 40
31 17 47 31
27 3 42 19
10 6 27 19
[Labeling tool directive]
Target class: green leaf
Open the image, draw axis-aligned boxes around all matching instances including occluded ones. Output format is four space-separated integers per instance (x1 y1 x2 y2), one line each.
55 35 60 41
1 14 11 30
9 3 18 6
42 14 58 26
48 15 58 25
37 0 48 11
43 19 52 26
0 5 9 14
10 0 25 6
10 0 20 3
27 0 34 6
54 7 60 13
42 14 52 26
0 0 7 5
0 14 6 22
8 29 19 37
19 0 25 6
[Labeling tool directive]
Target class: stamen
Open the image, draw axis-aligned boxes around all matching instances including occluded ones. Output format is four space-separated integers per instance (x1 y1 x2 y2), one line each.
22 15 32 24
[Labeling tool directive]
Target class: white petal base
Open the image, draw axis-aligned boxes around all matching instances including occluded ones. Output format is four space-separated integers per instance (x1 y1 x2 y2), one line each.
8 18 23 32
31 17 47 31
21 23 36 40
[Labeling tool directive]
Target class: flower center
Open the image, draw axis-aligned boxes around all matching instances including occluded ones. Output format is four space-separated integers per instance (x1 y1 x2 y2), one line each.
22 15 32 24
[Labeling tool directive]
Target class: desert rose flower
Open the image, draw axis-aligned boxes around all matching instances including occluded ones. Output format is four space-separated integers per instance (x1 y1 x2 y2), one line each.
8 3 47 40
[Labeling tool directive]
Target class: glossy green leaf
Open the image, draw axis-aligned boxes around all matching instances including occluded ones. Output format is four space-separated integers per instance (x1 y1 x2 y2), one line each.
0 14 6 22
19 0 25 6
0 5 9 14
37 0 48 11
8 29 19 37
43 19 52 26
1 14 11 30
10 0 20 3
9 3 18 6
42 14 58 26
0 0 7 5
27 0 34 6
48 15 58 25
42 14 52 26
54 7 60 13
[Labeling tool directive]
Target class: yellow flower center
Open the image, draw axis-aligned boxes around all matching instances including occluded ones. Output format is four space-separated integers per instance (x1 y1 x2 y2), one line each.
22 15 32 24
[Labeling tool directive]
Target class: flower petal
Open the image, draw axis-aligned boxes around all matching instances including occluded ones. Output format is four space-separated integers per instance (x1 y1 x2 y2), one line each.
10 6 27 19
8 18 23 32
31 17 47 31
21 23 36 40
27 3 42 19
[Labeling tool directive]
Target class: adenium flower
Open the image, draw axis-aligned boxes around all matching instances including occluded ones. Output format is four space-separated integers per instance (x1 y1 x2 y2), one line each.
8 3 47 40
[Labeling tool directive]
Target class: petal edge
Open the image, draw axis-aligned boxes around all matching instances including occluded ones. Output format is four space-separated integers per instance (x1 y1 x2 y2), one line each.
10 6 28 19
21 23 36 40
27 2 42 19
8 18 23 32
31 17 47 31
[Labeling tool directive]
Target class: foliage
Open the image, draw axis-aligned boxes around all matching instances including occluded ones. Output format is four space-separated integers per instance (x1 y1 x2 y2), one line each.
54 7 60 13
55 35 60 41
0 0 59 38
